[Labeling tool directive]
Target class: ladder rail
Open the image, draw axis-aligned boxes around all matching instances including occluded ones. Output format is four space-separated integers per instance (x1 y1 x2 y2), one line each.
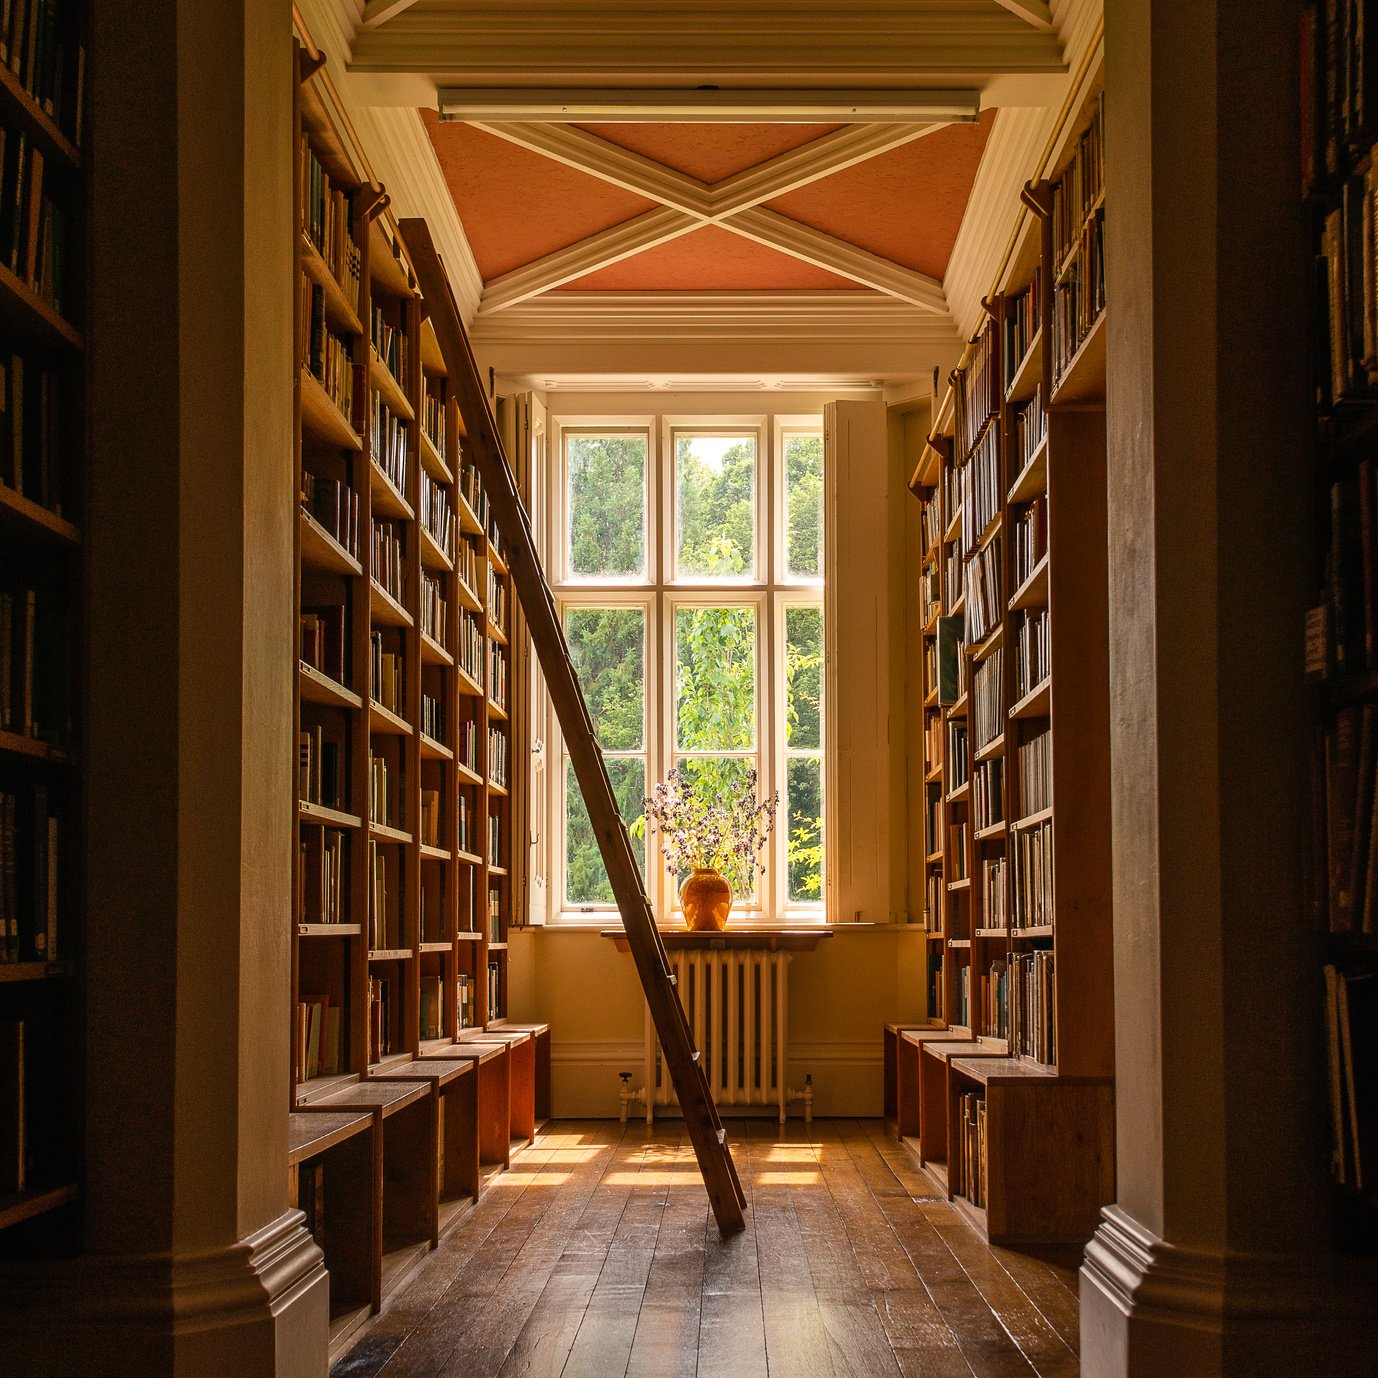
399 217 746 1233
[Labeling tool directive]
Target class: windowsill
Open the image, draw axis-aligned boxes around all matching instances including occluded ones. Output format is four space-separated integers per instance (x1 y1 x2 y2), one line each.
524 915 921 933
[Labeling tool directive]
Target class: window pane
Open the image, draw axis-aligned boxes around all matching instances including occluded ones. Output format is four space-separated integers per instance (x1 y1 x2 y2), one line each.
675 605 756 751
565 757 646 905
784 432 824 579
785 605 822 752
567 435 646 578
675 434 755 578
564 607 645 751
672 755 760 899
786 756 824 903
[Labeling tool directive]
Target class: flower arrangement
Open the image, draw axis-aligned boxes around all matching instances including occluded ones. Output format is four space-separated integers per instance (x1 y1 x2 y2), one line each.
640 766 779 889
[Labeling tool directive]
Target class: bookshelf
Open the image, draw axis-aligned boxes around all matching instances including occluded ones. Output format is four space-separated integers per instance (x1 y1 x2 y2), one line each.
1301 0 1378 1247
904 74 1113 1244
289 28 535 1345
0 0 86 1253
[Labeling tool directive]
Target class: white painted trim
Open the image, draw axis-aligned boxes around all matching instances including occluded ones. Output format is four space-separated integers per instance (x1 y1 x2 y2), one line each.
991 0 1055 31
360 0 420 28
549 1037 646 1065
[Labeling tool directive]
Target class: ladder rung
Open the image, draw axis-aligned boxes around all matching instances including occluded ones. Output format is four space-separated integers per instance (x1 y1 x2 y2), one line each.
717 1129 726 1145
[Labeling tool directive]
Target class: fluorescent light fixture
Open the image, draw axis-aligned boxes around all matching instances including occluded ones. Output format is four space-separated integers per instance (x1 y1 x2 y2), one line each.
437 87 982 124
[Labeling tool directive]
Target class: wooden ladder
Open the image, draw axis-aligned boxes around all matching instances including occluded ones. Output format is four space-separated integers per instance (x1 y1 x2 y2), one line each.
400 218 747 1235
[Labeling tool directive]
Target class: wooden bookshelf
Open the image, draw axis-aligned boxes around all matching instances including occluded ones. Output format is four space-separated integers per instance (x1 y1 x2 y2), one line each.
902 69 1112 1246
289 23 538 1344
0 0 87 1254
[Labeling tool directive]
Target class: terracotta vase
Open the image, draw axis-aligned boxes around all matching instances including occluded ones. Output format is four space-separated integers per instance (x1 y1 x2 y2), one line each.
680 867 733 932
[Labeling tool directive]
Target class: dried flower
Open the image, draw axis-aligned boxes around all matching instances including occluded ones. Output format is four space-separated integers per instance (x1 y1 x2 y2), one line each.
640 767 779 887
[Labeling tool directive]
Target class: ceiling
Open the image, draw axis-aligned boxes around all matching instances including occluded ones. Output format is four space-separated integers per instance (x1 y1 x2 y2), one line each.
324 0 1091 389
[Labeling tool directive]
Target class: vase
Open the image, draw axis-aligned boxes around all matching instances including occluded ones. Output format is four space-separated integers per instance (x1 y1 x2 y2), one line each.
680 867 733 932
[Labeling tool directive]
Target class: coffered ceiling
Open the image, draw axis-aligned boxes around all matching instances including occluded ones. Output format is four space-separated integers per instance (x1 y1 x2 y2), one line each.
304 0 1099 388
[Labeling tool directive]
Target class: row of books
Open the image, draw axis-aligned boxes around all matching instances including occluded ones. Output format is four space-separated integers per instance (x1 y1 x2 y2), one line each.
3 0 85 142
981 857 1007 932
926 868 942 930
1301 0 1378 193
956 962 971 1029
959 427 1001 557
370 631 403 715
302 473 359 558
949 822 970 883
420 787 441 849
943 549 963 615
920 558 939 624
298 827 346 925
370 394 410 499
1323 962 1376 1188
423 385 447 465
459 608 484 686
1 584 67 744
300 604 346 685
306 291 359 426
487 565 508 631
457 972 476 1031
457 719 479 774
0 352 64 515
371 518 406 605
368 842 400 948
948 720 969 791
1312 465 1378 680
371 305 409 390
420 469 456 560
488 886 502 944
420 689 442 744
487 960 502 1022
1009 948 1055 1062
460 463 491 535
457 792 472 855
925 782 942 860
1014 608 1050 701
927 952 943 1015
973 758 1004 833
1003 271 1041 392
419 974 445 1041
368 975 393 1062
940 461 961 540
972 648 1003 751
420 569 447 647
298 722 345 811
924 711 943 772
457 538 481 602
488 726 509 787
953 319 999 464
0 125 70 314
1051 211 1106 387
1051 92 1104 270
369 750 397 829
959 1091 988 1208
963 539 1001 645
1011 496 1046 588
1010 816 1053 930
295 995 342 1081
921 495 941 553
1010 392 1046 483
488 641 508 710
1018 729 1052 815
488 814 502 868
302 143 359 303
1320 702 1378 933
0 788 58 961
983 959 1009 1040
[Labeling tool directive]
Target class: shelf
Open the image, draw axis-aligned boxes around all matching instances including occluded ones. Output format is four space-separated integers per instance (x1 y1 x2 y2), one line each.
370 350 415 422
488 620 509 647
947 780 970 804
420 525 454 571
0 484 81 545
419 428 454 485
456 578 483 614
488 865 509 877
420 844 450 862
419 941 451 955
1013 925 1054 939
300 663 362 711
0 1183 78 1232
457 491 484 536
370 459 414 521
488 699 509 720
943 508 962 544
299 800 363 829
1050 309 1106 406
487 941 508 951
974 624 1003 663
1004 328 1043 404
974 733 1005 762
297 923 363 938
300 367 363 452
369 822 413 844
299 510 362 577
925 849 945 865
456 848 482 865
978 510 1002 552
925 766 943 784
485 780 510 798
419 733 453 762
1008 435 1049 504
947 937 972 947
455 760 483 787
0 961 77 984
974 927 1010 939
456 930 484 942
0 258 81 353
0 729 73 765
974 820 1008 842
300 233 363 337
1010 554 1049 610
369 699 412 736
369 219 414 299
0 63 80 170
370 580 413 628
420 630 454 667
947 692 969 720
421 318 446 377
1009 678 1051 721
488 542 509 575
368 948 413 962
1012 807 1053 831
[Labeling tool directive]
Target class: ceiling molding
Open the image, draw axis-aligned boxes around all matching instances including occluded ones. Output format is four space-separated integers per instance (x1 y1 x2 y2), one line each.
359 0 420 26
990 0 1055 30
725 208 948 312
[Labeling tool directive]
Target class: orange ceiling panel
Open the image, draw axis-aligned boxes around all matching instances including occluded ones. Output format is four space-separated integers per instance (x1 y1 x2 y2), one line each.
574 123 845 184
421 110 658 279
556 226 858 292
763 110 997 279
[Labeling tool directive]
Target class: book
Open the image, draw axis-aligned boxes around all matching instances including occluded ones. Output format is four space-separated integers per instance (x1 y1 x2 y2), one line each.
0 1020 24 1191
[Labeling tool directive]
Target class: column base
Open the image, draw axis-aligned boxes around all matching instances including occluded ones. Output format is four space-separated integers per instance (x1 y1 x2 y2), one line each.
0 1209 328 1378
1081 1205 1375 1378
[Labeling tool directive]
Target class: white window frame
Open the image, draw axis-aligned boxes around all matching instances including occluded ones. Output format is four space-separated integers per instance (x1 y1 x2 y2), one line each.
546 412 825 926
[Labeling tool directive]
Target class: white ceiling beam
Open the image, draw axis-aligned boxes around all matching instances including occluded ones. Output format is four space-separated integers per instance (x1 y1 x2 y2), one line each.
480 207 698 312
723 208 949 313
359 0 421 27
990 0 1056 31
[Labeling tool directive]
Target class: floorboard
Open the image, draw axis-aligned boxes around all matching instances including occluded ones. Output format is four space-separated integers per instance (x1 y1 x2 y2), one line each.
331 1119 1084 1378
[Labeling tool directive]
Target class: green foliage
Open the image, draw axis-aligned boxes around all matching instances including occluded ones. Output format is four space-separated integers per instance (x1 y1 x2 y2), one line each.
786 757 823 902
567 435 646 577
565 758 646 905
785 433 823 578
785 605 822 750
676 436 755 577
675 605 756 752
565 607 644 751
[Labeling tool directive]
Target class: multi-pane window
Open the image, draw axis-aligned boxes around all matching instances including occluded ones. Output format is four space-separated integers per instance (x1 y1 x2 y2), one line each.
551 418 824 920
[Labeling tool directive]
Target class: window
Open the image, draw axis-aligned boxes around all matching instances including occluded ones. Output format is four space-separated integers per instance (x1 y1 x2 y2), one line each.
549 415 825 921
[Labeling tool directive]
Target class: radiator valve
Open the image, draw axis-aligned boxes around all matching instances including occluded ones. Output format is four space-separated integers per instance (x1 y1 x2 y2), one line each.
785 1073 815 1124
618 1071 647 1124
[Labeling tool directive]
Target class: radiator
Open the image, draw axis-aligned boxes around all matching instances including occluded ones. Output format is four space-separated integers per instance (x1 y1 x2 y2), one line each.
643 947 793 1123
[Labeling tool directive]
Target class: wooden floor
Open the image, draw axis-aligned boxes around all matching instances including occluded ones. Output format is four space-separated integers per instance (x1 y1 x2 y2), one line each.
331 1119 1082 1378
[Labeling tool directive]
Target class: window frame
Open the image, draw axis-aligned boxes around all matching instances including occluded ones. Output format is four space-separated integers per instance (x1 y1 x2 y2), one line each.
557 421 654 587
